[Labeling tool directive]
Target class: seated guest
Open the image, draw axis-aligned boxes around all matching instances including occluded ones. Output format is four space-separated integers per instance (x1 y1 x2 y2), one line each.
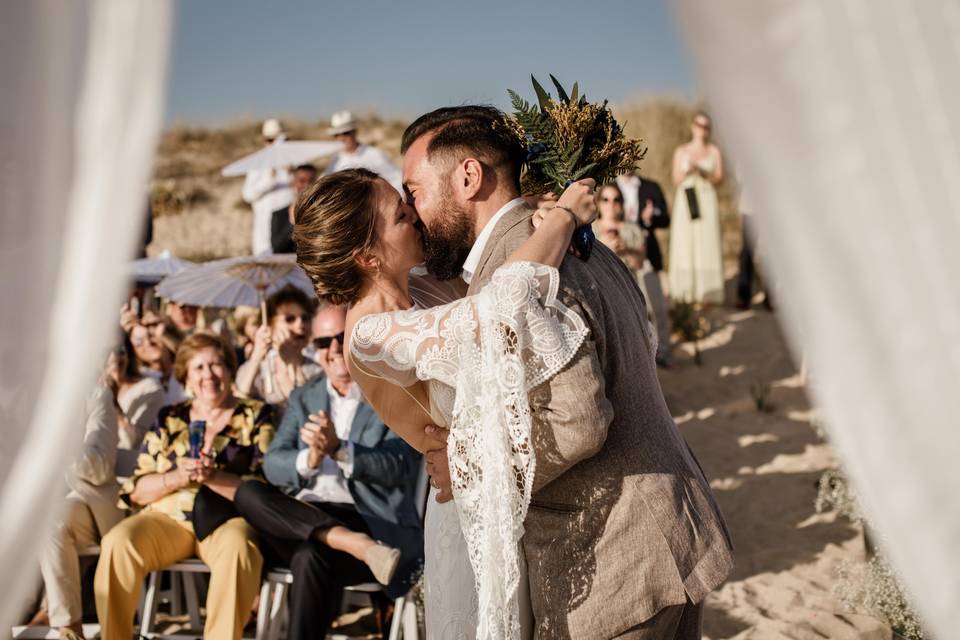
106 336 164 449
235 305 423 640
95 333 274 640
271 163 318 254
129 322 187 405
38 379 124 640
165 300 199 335
236 286 320 411
232 305 262 364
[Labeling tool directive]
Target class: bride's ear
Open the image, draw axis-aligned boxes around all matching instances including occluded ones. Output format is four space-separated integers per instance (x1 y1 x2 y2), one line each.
354 251 380 274
458 158 484 199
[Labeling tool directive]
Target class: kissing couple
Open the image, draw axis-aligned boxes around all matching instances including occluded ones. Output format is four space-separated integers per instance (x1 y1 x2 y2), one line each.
292 105 734 640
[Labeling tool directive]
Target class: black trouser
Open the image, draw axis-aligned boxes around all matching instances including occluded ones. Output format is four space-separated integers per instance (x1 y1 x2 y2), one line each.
235 480 375 640
737 218 756 305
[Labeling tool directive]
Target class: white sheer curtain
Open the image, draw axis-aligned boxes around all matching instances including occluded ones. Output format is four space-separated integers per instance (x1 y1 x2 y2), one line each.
674 1 960 636
0 0 171 628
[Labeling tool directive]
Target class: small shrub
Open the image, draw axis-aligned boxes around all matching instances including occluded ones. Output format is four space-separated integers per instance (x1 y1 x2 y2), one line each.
670 301 709 365
815 469 863 524
836 556 926 640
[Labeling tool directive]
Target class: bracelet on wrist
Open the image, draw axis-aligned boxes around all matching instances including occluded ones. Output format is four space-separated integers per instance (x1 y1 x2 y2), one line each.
550 205 579 227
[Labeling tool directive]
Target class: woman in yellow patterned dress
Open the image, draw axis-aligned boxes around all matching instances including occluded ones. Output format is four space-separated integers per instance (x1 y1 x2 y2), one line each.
94 332 274 640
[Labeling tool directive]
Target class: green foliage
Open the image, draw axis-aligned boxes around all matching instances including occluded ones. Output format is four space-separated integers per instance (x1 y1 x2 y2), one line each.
508 75 647 194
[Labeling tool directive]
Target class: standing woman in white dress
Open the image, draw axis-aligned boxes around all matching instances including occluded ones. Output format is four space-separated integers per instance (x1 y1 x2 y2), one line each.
668 111 726 305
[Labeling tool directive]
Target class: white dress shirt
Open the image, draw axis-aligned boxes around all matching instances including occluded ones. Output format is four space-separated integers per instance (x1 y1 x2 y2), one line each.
294 379 361 504
322 144 403 194
461 197 526 285
616 174 642 224
242 165 293 255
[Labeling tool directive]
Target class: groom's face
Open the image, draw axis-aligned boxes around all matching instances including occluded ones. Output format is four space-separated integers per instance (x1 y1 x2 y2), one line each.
403 134 476 280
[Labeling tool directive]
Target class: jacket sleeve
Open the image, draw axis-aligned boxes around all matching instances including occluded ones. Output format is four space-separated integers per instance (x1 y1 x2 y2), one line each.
73 385 119 487
351 426 420 489
263 389 307 493
242 169 279 203
124 380 165 449
647 181 670 229
478 219 615 493
529 329 614 493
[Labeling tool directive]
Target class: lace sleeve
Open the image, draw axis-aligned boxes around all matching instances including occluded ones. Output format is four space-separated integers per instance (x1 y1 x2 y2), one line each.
352 260 590 640
349 261 588 391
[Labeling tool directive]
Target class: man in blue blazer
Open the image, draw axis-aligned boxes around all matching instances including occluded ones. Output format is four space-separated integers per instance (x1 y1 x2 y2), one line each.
235 305 423 640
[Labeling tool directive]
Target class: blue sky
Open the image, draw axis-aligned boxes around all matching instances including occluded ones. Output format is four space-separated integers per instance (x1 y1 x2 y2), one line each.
166 0 695 126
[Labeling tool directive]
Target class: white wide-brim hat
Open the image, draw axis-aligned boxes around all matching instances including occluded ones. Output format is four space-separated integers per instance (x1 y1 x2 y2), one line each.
261 118 284 140
328 110 358 136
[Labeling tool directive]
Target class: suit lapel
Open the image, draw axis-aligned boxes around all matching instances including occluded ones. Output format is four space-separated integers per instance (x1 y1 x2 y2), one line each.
301 379 332 451
468 202 534 294
349 401 374 444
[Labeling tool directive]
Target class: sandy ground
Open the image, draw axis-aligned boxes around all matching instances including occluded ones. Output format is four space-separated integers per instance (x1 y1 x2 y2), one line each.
665 305 891 640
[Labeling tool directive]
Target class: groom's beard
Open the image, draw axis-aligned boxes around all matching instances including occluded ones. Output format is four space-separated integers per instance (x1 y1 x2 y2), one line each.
421 199 475 281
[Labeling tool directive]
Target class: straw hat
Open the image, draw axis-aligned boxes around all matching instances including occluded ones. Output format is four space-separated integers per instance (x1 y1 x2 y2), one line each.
327 110 358 136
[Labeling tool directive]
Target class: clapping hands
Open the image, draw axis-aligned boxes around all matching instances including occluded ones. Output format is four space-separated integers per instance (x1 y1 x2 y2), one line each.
301 411 340 469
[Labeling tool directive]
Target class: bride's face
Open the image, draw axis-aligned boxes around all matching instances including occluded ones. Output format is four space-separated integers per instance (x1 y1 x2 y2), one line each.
371 178 424 276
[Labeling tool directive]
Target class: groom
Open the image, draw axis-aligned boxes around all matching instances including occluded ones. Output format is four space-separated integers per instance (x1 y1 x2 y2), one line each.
401 106 734 639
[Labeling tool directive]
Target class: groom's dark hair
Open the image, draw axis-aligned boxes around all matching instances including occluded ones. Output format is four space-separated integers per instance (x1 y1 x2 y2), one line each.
401 105 525 190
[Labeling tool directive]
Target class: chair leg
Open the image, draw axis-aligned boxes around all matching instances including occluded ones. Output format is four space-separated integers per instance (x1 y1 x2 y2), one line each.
388 596 404 640
401 597 419 640
266 582 286 640
255 580 272 640
182 572 202 631
139 571 161 636
170 570 182 616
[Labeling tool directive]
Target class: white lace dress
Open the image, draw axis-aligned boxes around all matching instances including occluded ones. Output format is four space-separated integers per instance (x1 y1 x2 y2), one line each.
350 262 589 640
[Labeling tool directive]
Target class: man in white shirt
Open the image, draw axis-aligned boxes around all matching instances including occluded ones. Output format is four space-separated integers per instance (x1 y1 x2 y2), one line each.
322 110 403 193
234 305 423 640
242 118 294 255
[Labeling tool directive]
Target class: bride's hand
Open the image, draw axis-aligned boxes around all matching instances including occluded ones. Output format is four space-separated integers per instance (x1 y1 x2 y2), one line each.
555 178 597 226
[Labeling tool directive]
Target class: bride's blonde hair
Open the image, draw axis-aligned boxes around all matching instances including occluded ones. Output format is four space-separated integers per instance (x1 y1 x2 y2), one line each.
293 168 380 305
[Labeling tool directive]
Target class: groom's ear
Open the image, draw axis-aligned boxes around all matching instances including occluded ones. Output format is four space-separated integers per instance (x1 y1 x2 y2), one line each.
456 158 484 200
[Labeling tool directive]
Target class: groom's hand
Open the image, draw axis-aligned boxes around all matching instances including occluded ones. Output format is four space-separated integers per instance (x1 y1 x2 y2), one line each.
424 425 453 503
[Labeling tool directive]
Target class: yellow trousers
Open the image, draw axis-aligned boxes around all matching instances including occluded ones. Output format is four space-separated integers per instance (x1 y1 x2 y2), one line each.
94 512 262 640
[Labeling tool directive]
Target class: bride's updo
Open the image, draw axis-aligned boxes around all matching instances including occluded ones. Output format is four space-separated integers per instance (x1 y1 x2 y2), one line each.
293 168 380 305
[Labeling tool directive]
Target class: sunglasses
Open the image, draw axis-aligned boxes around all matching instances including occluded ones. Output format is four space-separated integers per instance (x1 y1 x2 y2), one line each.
600 196 623 203
283 313 312 325
693 120 711 129
314 331 345 349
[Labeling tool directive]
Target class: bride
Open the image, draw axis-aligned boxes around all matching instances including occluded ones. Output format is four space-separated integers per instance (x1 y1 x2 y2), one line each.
292 168 596 639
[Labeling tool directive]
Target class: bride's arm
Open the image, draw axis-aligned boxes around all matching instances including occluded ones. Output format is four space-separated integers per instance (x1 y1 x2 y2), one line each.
347 355 435 453
504 179 596 268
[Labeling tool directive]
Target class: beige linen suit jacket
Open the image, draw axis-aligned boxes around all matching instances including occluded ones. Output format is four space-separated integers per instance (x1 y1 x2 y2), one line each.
466 202 734 639
67 385 124 536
